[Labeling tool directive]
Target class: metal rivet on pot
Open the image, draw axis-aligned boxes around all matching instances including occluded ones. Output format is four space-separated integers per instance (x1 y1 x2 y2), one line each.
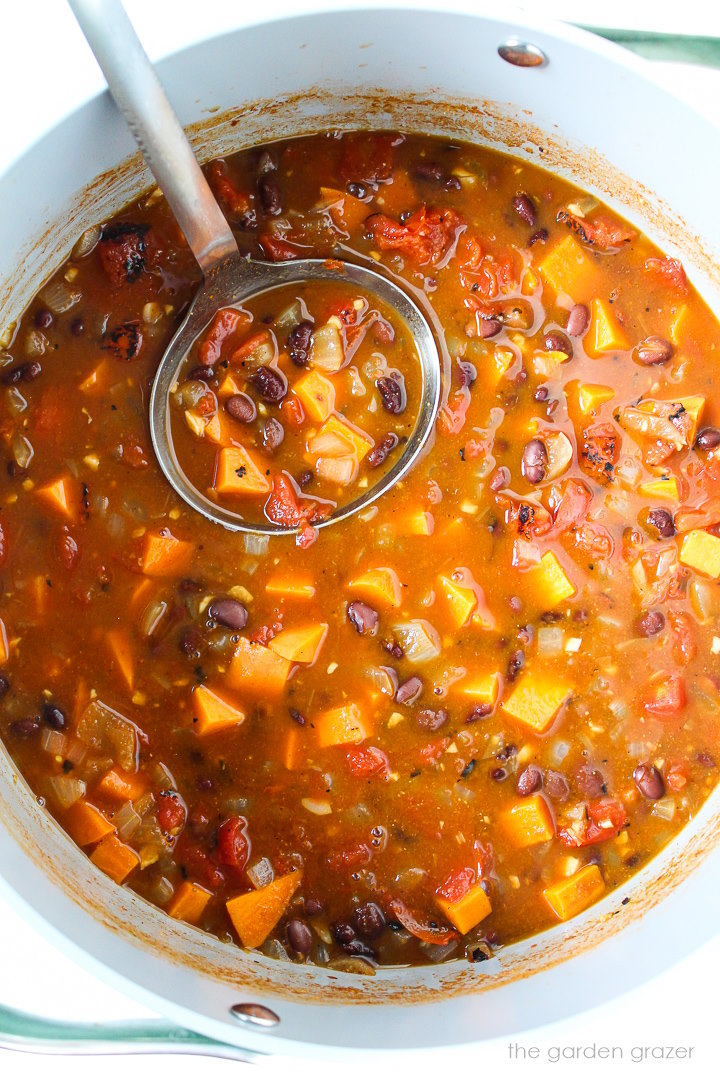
497 39 547 68
230 1003 280 1027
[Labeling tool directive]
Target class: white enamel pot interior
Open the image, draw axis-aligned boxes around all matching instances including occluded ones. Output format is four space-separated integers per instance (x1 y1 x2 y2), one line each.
1 3 720 1059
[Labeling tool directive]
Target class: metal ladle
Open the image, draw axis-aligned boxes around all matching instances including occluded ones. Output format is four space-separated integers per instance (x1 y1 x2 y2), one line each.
68 0 441 535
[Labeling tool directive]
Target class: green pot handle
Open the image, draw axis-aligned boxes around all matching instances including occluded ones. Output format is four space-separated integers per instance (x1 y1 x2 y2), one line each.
1 23 717 1061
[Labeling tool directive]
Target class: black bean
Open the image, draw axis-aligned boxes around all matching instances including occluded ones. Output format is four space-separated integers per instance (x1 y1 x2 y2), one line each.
533 386 549 402
257 150 276 175
566 303 590 337
528 228 548 246
696 427 720 451
415 162 445 182
179 627 203 658
478 317 502 339
225 393 257 423
342 939 376 958
262 417 285 451
0 675 9 698
490 466 510 492
575 765 605 798
178 578 204 594
507 649 525 682
416 708 448 731
187 365 215 382
491 767 507 781
331 921 356 945
347 181 368 199
207 598 248 631
258 174 282 216
637 609 665 637
443 176 462 191
352 901 386 939
42 702 67 731
10 716 40 739
346 600 378 635
304 897 324 916
646 507 675 538
466 703 492 723
367 433 399 468
288 320 313 367
34 308 53 329
544 329 573 358
521 438 547 485
697 751 716 768
71 317 85 336
250 366 287 403
2 361 42 386
289 708 307 726
286 918 313 956
544 770 570 801
635 335 673 366
516 764 543 796
512 193 536 226
457 360 477 387
383 640 404 660
633 762 665 800
396 676 423 705
296 470 313 489
376 376 405 414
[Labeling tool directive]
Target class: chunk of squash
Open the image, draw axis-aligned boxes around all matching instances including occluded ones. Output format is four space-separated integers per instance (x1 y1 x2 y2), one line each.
639 477 680 502
106 629 134 691
576 382 614 416
543 863 605 920
347 567 402 608
502 794 555 847
679 529 720 579
294 370 336 423
502 672 572 733
315 703 371 748
97 768 146 803
65 800 115 847
141 530 194 577
0 617 8 665
214 446 271 497
585 299 629 356
36 476 74 519
457 671 500 707
90 834 140 884
437 574 477 628
265 574 316 600
226 870 302 948
268 623 328 665
168 880 212 924
436 881 492 935
523 551 576 608
227 637 292 696
316 415 373 461
537 235 597 298
191 684 246 736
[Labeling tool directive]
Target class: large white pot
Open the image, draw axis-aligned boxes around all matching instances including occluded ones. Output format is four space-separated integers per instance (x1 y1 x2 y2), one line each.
1 3 720 1059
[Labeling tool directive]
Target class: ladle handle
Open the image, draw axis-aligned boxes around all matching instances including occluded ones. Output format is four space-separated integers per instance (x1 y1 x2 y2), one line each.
67 0 238 275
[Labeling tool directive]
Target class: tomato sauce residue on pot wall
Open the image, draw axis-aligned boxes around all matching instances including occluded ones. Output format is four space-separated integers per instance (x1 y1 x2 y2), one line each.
2 130 720 975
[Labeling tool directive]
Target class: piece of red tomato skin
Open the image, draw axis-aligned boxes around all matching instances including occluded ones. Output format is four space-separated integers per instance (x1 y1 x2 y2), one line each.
157 789 187 836
217 815 251 872
642 674 687 717
387 898 459 945
346 745 390 779
645 255 688 294
436 866 475 904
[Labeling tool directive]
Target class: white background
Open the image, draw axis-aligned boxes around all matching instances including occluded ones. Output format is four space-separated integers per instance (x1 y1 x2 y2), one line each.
1 1 720 1077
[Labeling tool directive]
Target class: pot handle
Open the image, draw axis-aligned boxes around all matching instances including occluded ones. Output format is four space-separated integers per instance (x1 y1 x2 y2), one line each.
0 1003 259 1061
588 28 720 68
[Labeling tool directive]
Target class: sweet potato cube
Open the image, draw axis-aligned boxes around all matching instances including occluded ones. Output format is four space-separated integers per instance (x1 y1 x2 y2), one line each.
315 703 371 748
586 299 629 356
680 529 720 579
639 477 679 502
97 768 146 803
577 382 614 416
523 552 576 608
319 186 368 233
167 880 212 924
675 395 705 444
400 509 434 536
227 637 292 696
317 415 373 461
436 881 492 935
537 235 597 298
269 623 328 665
437 574 477 628
184 409 206 438
669 304 691 346
226 870 302 948
107 629 134 691
217 373 243 398
0 618 8 665
192 684 245 736
36 476 74 519
66 800 115 847
502 795 555 847
214 446 271 497
294 370 336 423
265 574 316 600
544 863 605 921
502 672 572 733
90 834 140 884
79 360 111 393
347 567 402 608
457 672 500 707
141 530 194 577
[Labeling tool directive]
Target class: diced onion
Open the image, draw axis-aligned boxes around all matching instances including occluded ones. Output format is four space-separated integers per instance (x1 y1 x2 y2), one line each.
537 627 564 655
244 533 269 556
308 429 354 458
114 800 142 840
72 224 102 259
41 728 67 756
40 280 82 314
301 798 332 815
140 597 168 638
311 323 344 372
316 455 357 485
392 620 441 664
273 300 302 330
24 329 47 357
46 775 86 809
550 739 570 764
12 435 33 470
247 857 274 889
149 876 175 906
6 387 27 415
652 797 676 821
77 699 140 772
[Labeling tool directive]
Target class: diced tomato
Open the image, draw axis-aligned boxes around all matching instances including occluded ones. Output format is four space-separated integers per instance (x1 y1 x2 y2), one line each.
645 256 688 294
387 898 458 945
437 389 471 435
566 521 614 561
217 815 251 871
296 522 319 549
175 838 225 890
460 237 518 297
666 761 689 792
206 160 254 218
157 790 187 836
339 132 402 184
230 329 272 363
116 437 150 469
557 210 634 249
325 296 358 326
199 308 248 366
327 841 372 870
259 234 305 261
436 866 474 903
346 745 390 779
558 798 627 847
264 474 329 530
250 613 284 646
667 611 697 665
365 205 464 266
102 321 143 362
497 495 552 540
98 222 150 286
581 423 620 482
55 527 80 571
420 737 450 765
550 479 593 535
0 520 6 566
642 673 686 717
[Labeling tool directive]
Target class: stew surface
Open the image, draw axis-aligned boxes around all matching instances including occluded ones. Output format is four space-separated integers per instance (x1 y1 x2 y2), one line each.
2 130 720 971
